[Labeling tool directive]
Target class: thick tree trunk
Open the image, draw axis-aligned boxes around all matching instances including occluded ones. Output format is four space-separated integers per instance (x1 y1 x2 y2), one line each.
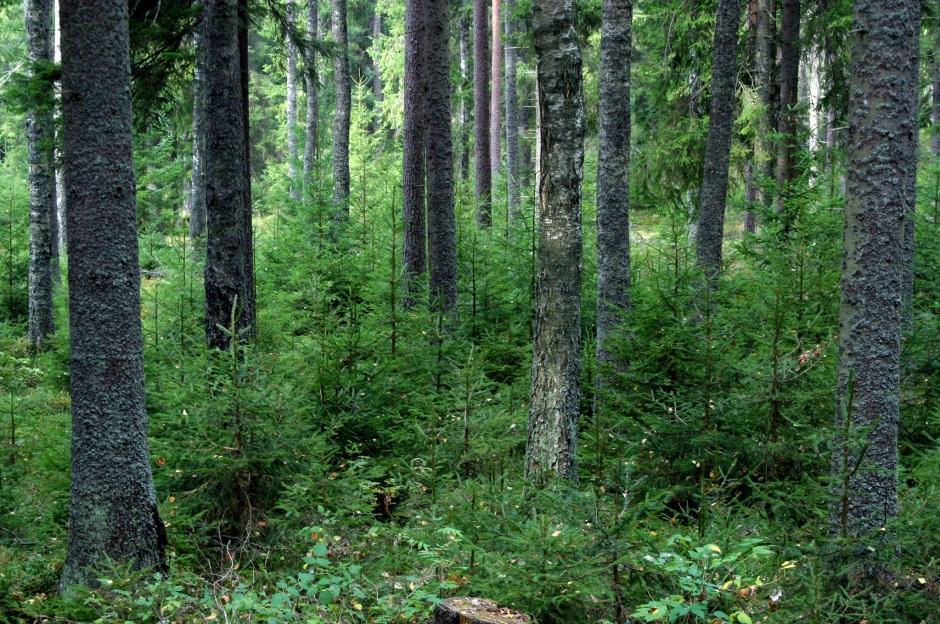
473 0 492 225
53 0 65 254
286 0 300 201
526 0 584 483
426 0 457 314
238 0 256 337
189 3 208 239
303 0 318 194
830 0 920 582
59 0 166 589
403 0 427 303
331 0 351 220
695 0 742 280
25 0 56 350
742 0 758 233
595 0 631 385
774 0 800 214
752 0 774 228
434 597 530 624
503 0 520 223
490 0 502 187
204 0 255 350
459 12 471 181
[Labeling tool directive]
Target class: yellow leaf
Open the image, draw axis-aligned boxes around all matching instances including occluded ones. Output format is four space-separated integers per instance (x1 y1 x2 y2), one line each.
707 544 722 553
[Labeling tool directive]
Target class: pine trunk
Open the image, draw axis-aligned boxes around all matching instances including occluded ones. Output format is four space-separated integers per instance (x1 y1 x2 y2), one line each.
204 0 255 350
189 3 208 239
25 0 56 350
526 0 584 483
473 0 492 225
303 0 319 194
595 0 631 382
459 12 471 181
695 0 742 280
503 0 520 223
774 0 799 214
426 0 457 314
830 0 920 583
371 12 383 131
286 0 300 201
490 0 502 188
331 0 351 220
59 0 166 588
403 0 427 303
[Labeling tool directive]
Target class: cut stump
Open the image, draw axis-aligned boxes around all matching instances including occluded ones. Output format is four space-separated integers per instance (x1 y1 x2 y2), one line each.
433 597 531 624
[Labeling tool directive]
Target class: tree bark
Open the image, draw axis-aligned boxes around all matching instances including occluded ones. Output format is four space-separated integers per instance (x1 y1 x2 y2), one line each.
933 0 940 157
303 0 318 195
774 0 800 214
695 0 742 281
474 0 492 225
830 0 920 583
595 0 631 385
403 0 428 303
25 0 56 350
503 0 520 223
459 12 471 181
204 0 255 349
53 0 65 255
526 0 584 483
752 0 774 229
286 0 300 201
331 0 351 220
490 0 502 187
371 12 383 131
426 0 457 315
189 2 208 239
59 0 166 589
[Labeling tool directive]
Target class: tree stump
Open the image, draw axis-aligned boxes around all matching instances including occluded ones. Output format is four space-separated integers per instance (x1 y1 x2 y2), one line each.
433 597 531 624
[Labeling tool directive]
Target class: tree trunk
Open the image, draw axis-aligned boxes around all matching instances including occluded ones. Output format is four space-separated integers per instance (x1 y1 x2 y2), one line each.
490 0 502 188
774 0 799 214
286 0 300 201
752 0 774 228
189 2 208 239
53 0 65 255
473 0 492 225
933 1 940 157
830 0 920 583
59 0 166 589
25 0 56 350
303 0 318 195
204 0 255 350
371 12 383 131
331 0 351 220
503 0 520 223
526 0 584 483
238 0 256 336
403 0 428 303
459 12 471 181
695 0 742 281
426 0 457 315
595 0 631 387
434 597 530 624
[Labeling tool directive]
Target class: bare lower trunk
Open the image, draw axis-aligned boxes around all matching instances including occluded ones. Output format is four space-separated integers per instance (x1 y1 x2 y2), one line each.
403 0 427 302
189 3 208 239
595 0 632 385
59 0 166 588
286 0 300 201
473 0 492 225
503 0 520 223
774 0 799 215
459 13 471 181
25 0 56 350
426 0 457 314
490 0 502 187
331 0 351 220
303 0 318 194
526 0 585 483
371 12 383 131
695 0 742 281
830 0 920 583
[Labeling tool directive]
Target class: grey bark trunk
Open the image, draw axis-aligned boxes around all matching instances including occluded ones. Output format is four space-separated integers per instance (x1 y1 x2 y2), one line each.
490 0 502 188
303 0 318 194
473 0 492 225
286 0 300 201
695 0 742 280
595 0 631 383
830 0 920 582
753 0 773 225
932 0 940 158
459 13 471 181
371 12 383 131
189 3 208 240
403 0 427 303
331 0 351 220
503 0 520 223
426 0 457 315
774 0 800 214
59 0 166 589
526 0 585 483
53 0 65 254
25 0 56 350
204 0 255 350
